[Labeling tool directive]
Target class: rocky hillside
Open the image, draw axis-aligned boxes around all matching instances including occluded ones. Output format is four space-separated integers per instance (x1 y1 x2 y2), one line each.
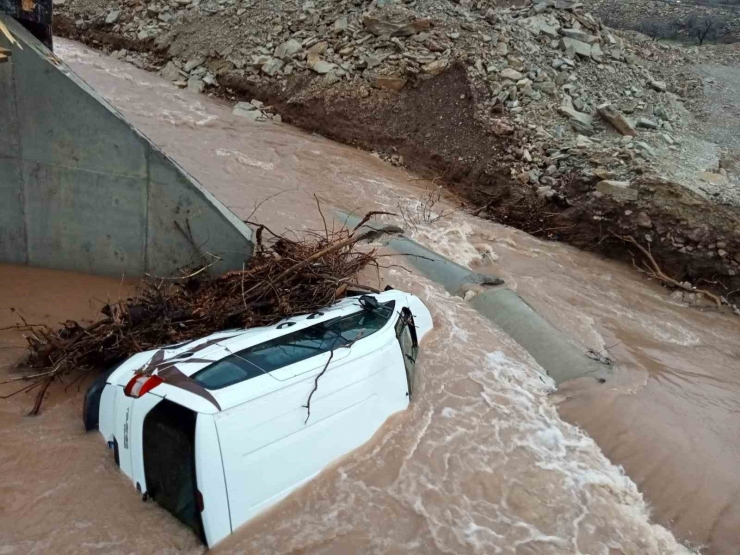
55 0 740 307
585 0 740 43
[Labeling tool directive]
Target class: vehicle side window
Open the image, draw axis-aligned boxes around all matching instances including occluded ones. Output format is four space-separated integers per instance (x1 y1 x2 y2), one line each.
395 308 418 397
193 301 396 390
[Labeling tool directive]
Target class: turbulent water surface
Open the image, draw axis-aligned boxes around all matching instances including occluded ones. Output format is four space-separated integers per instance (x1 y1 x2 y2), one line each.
1 39 739 555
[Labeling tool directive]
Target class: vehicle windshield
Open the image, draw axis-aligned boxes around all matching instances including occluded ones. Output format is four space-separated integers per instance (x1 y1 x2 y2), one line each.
192 301 395 390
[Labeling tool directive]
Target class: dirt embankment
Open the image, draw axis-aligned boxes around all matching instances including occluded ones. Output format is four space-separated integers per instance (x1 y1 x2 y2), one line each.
221 61 740 301
53 5 740 305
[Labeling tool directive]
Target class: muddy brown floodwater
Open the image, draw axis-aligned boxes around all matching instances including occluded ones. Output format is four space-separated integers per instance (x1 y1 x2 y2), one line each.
1 37 739 554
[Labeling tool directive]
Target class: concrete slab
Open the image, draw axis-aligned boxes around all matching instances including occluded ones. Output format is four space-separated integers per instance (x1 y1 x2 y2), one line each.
11 37 148 178
0 57 19 157
0 156 27 264
0 15 253 277
596 179 638 201
147 149 254 275
23 161 147 275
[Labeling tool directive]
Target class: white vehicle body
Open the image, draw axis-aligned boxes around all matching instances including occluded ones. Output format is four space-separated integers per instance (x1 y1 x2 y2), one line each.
89 290 432 547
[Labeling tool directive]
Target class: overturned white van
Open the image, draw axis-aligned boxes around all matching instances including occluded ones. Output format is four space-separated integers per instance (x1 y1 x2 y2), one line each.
83 290 432 547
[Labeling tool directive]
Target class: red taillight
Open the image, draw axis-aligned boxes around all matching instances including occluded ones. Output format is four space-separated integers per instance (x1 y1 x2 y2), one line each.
123 374 164 398
196 490 204 513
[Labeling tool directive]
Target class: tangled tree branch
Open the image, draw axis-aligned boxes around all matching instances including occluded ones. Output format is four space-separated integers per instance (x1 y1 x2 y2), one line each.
303 349 335 425
611 232 722 308
4 214 402 415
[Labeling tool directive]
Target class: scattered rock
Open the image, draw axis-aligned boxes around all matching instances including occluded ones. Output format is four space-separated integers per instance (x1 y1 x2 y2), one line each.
274 39 302 60
649 79 667 92
422 59 447 75
597 102 637 136
520 15 561 39
699 171 729 185
105 10 120 25
375 75 407 91
491 119 515 135
594 168 616 180
261 58 285 76
310 60 337 74
654 106 670 121
570 118 594 136
590 43 603 62
577 134 594 147
561 28 594 42
308 41 328 55
500 68 524 81
559 98 594 131
234 109 265 122
636 212 653 228
187 76 205 93
53 0 738 293
634 141 656 158
621 100 638 114
637 118 659 130
233 102 268 122
233 102 257 114
536 185 555 199
560 37 592 58
596 180 638 201
154 31 177 52
363 12 430 37
334 16 348 34
184 56 205 73
160 61 182 81
534 81 556 95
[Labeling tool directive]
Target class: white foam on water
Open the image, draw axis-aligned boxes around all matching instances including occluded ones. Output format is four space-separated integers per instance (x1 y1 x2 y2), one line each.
215 149 276 170
216 276 693 554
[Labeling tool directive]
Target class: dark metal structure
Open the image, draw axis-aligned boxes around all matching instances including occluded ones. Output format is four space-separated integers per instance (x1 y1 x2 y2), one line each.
0 0 52 49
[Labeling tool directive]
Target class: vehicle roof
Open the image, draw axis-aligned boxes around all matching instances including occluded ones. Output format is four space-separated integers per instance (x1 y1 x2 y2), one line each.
108 290 415 414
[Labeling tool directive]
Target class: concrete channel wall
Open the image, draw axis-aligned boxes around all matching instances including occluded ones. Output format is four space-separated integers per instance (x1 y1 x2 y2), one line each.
0 16 253 277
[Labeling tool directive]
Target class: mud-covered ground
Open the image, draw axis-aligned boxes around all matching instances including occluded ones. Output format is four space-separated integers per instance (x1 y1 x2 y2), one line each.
51 0 740 306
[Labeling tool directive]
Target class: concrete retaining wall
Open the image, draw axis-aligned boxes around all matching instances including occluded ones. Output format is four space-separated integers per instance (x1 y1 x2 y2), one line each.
0 15 253 277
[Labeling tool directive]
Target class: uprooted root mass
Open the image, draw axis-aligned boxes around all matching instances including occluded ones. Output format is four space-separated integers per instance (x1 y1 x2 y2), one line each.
3 214 400 415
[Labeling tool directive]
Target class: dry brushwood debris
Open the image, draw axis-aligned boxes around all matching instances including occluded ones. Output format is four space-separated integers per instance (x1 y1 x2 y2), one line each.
397 187 452 232
2 214 401 415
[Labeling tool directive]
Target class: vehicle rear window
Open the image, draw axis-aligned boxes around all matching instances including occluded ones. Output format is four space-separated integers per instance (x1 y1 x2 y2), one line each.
192 301 395 390
143 400 204 543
